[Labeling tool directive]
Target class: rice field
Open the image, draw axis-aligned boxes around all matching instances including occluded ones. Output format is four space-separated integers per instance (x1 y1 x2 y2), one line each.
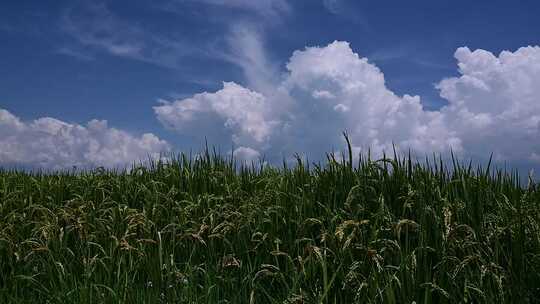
1 142 540 303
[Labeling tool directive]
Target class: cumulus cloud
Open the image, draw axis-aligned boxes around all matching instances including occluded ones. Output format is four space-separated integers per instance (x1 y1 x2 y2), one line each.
0 109 170 169
17 40 537 169
438 46 540 163
282 41 460 155
155 39 540 167
154 81 279 147
155 41 458 161
233 146 261 163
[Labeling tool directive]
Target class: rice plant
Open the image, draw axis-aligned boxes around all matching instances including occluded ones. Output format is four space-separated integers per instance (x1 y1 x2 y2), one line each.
1 140 539 303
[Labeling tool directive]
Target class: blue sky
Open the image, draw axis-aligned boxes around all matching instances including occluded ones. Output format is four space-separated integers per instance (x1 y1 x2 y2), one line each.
2 0 540 172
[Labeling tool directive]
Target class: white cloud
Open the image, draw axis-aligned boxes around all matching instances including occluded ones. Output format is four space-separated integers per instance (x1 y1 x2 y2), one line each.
312 90 336 99
281 41 460 156
13 35 539 169
155 41 460 161
437 46 540 162
0 109 170 169
155 40 540 168
233 146 261 163
154 81 279 148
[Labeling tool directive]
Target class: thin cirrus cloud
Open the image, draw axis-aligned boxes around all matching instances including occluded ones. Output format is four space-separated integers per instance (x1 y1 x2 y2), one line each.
177 0 291 20
154 34 540 166
0 109 170 170
59 1 287 67
322 0 341 14
60 2 201 68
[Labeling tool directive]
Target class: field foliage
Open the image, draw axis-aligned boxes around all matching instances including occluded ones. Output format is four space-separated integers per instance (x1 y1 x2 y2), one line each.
1 141 540 303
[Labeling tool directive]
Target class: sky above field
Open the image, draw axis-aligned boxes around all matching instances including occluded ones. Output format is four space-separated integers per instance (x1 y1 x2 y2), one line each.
2 0 540 173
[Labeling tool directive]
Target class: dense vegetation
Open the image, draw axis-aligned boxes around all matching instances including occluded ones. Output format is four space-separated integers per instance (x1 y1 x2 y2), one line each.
1 141 539 303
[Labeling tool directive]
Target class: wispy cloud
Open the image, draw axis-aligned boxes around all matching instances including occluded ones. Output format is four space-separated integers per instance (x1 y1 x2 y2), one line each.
322 0 341 14
56 47 95 61
367 45 412 62
60 2 202 69
321 0 371 30
221 24 281 94
368 45 453 70
59 1 294 72
412 57 453 70
170 0 291 22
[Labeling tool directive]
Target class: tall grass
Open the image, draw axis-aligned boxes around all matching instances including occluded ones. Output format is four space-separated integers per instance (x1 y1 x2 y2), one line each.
1 141 539 303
